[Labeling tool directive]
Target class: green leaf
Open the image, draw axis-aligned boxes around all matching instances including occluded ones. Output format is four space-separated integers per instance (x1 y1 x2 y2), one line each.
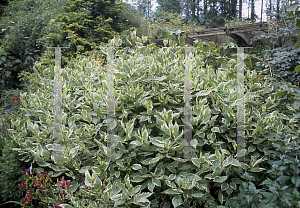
203 46 209 52
161 188 183 195
141 155 163 165
138 46 147 53
170 142 184 151
148 180 154 192
110 194 122 201
133 192 152 203
93 102 101 115
297 19 300 29
36 160 50 167
213 167 223 176
196 91 211 96
79 166 90 173
152 178 161 187
145 47 151 55
191 191 204 198
125 174 132 189
291 176 300 187
218 190 223 204
230 182 237 190
150 137 165 148
190 139 198 149
211 126 220 132
68 181 79 193
278 113 289 120
295 65 300 73
275 90 286 98
156 55 164 65
133 185 142 196
156 116 164 126
42 148 50 160
115 50 124 56
214 176 228 183
179 36 184 45
165 180 177 189
132 164 142 170
172 195 183 208
173 122 179 137
115 71 127 79
131 176 145 182
191 158 201 168
92 167 101 174
70 147 79 159
161 121 171 137
244 56 252 67
37 144 43 155
35 168 44 173
123 63 130 72
249 167 266 172
117 180 129 196
221 182 229 191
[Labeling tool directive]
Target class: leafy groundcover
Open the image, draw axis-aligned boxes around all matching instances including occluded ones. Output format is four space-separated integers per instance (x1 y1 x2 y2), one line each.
5 31 300 207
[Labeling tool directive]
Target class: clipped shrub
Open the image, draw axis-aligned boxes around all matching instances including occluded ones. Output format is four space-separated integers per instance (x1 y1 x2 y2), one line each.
7 31 300 207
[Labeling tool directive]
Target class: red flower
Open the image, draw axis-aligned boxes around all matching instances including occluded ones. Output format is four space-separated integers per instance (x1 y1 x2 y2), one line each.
33 180 42 189
21 169 30 175
37 183 45 192
12 98 20 104
58 179 72 189
53 200 66 208
36 172 41 179
22 193 33 207
41 172 48 178
27 188 34 195
18 181 26 190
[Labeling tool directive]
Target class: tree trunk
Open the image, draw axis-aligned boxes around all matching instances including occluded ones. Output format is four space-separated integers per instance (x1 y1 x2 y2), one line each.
261 0 263 21
196 0 200 18
231 0 237 19
191 0 196 23
204 0 207 17
276 0 280 20
251 0 255 20
269 0 272 19
239 0 242 20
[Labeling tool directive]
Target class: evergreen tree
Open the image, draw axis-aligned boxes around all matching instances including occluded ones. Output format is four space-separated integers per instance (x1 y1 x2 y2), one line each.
156 0 181 15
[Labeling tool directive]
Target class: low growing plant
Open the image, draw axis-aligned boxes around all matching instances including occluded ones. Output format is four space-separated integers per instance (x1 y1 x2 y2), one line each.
17 168 74 208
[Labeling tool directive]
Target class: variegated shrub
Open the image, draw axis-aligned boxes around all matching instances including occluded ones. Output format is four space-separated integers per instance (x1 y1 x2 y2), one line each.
8 30 300 207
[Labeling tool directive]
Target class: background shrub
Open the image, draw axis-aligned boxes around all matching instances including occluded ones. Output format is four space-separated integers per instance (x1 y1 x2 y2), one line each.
0 111 31 208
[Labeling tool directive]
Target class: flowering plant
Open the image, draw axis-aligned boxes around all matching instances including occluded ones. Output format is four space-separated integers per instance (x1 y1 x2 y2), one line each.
18 168 72 208
12 97 20 104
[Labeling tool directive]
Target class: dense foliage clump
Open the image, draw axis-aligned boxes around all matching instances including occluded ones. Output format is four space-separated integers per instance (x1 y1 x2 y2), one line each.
4 30 299 207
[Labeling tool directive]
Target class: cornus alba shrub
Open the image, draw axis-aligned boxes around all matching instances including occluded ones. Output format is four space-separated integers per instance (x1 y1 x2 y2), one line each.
7 31 300 207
